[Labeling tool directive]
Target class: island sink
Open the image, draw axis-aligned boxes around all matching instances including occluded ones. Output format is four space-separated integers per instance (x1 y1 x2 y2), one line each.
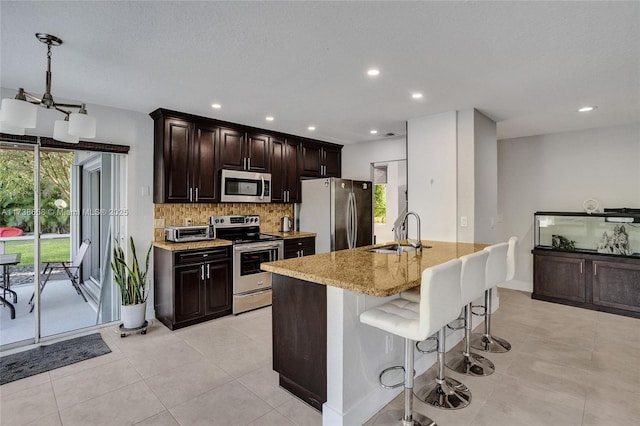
368 244 431 254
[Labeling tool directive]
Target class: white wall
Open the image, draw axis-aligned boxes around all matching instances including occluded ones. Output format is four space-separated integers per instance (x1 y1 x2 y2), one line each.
341 136 406 182
497 123 640 292
473 110 498 244
407 111 459 241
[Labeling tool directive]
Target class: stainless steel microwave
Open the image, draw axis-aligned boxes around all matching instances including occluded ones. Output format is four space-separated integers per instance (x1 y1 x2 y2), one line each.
220 169 272 203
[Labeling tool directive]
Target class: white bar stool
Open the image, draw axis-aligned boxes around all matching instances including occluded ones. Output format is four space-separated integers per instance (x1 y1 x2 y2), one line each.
445 250 495 376
470 240 513 353
411 259 471 410
360 260 464 425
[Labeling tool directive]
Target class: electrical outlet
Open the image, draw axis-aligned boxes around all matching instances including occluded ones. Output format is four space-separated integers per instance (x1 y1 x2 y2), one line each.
154 218 165 228
184 218 192 226
460 216 468 227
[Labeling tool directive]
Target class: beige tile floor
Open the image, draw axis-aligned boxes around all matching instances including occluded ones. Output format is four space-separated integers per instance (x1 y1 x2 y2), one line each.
365 289 640 426
1 289 639 426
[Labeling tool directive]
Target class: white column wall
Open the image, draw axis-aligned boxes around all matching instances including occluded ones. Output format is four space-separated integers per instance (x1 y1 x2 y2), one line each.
497 123 640 292
407 111 459 241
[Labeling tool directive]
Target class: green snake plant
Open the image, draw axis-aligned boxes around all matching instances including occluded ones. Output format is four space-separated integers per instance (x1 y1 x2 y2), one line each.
111 237 152 305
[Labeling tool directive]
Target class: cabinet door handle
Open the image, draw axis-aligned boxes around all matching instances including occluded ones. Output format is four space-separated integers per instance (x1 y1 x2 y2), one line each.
300 249 304 257
201 265 205 280
195 187 199 202
593 263 597 276
206 263 210 279
580 261 583 274
189 187 193 202
248 157 251 170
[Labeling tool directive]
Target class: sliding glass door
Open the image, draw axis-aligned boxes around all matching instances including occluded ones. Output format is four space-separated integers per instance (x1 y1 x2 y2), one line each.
0 139 125 348
0 141 36 346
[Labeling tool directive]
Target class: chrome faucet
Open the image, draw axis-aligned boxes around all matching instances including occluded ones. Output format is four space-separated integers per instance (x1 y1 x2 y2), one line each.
402 211 422 252
392 210 422 255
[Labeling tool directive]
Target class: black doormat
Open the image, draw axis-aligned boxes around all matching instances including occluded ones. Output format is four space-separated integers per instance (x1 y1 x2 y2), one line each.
0 333 111 385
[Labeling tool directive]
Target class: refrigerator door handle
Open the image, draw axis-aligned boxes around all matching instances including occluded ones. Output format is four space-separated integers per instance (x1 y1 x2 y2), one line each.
348 192 356 249
346 192 352 249
352 191 358 247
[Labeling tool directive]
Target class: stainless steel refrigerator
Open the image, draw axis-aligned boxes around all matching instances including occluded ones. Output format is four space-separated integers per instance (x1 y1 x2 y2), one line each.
299 178 373 253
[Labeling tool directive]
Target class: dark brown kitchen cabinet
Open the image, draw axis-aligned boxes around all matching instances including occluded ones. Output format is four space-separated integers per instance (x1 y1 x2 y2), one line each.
300 140 342 178
270 136 301 203
154 246 232 330
284 236 316 259
272 274 327 411
532 248 640 318
151 108 343 202
151 111 218 203
218 127 270 173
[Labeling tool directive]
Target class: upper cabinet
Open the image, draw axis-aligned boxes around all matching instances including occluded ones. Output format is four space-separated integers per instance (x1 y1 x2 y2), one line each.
152 113 218 204
151 108 342 204
300 140 342 178
270 136 301 203
218 127 270 173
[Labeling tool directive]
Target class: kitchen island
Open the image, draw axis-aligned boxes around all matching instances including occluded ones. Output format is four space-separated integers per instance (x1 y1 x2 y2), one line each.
261 240 487 426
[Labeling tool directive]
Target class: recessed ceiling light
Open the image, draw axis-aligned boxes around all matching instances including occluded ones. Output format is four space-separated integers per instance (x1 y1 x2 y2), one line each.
211 103 221 109
265 116 274 121
370 129 378 134
411 93 423 99
308 126 316 131
577 106 597 112
367 69 380 76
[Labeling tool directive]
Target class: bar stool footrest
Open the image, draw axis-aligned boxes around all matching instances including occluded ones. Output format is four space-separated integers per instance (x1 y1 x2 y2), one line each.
379 365 407 389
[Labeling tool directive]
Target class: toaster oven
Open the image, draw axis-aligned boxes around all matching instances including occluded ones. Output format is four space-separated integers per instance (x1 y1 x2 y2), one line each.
165 225 215 242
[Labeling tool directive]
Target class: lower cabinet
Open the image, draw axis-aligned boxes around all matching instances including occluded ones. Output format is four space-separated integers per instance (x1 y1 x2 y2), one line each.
532 249 640 318
284 236 316 259
154 246 232 330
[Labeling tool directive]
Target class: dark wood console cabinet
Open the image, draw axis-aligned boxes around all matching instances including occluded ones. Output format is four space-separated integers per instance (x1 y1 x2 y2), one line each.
154 246 232 330
532 248 640 318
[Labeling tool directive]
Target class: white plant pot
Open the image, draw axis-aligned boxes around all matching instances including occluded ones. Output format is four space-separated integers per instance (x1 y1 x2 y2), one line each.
121 301 146 329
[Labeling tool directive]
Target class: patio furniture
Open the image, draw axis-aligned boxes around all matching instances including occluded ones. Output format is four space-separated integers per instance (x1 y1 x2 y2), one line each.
0 253 21 319
29 239 91 312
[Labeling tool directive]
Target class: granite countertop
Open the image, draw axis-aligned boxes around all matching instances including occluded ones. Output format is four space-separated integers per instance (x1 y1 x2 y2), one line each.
263 231 317 239
152 231 315 251
260 240 487 297
153 239 233 251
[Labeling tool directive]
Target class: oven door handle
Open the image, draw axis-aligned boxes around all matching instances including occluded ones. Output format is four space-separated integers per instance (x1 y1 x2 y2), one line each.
234 243 282 252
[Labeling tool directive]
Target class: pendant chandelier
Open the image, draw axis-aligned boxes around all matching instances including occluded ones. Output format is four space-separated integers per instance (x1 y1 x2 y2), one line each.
0 33 96 143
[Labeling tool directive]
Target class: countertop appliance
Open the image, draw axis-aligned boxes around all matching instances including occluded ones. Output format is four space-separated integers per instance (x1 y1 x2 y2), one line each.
165 225 215 242
280 215 292 232
299 178 373 253
220 169 271 203
211 215 283 314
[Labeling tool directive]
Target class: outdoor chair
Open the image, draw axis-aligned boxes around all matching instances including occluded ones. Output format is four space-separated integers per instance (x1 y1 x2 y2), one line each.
29 239 91 312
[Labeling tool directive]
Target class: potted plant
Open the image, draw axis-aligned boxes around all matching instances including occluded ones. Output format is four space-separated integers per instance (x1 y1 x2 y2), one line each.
111 236 152 329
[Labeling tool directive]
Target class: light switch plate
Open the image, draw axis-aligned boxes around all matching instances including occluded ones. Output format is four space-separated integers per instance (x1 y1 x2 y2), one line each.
460 216 468 227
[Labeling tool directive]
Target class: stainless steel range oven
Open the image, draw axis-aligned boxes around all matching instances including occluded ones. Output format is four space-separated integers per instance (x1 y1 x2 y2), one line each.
211 215 283 314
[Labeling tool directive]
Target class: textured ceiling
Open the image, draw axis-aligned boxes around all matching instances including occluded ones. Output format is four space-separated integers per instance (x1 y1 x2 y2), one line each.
1 1 639 144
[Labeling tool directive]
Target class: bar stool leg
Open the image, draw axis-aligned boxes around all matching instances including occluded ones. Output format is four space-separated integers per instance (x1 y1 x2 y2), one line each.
446 303 495 376
470 288 511 353
374 339 436 426
414 328 471 409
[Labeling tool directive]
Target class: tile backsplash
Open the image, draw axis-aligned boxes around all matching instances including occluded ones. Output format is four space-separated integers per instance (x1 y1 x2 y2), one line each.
154 203 294 241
